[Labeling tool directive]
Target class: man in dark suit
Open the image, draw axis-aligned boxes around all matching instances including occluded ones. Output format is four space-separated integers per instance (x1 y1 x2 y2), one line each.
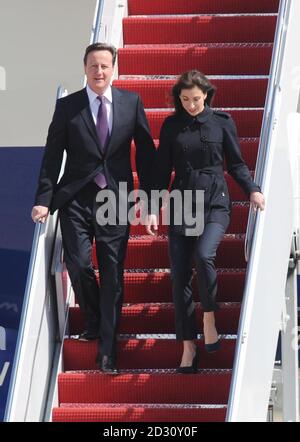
31 42 155 374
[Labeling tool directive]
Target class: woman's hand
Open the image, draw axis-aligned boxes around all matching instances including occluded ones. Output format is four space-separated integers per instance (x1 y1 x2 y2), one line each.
250 191 265 212
145 214 158 236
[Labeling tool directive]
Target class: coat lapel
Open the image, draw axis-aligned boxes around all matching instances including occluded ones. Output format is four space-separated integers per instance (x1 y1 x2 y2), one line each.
104 87 123 158
79 89 104 157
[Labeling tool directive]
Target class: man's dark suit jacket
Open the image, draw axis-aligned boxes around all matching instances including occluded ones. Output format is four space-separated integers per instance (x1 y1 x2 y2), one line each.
35 87 155 214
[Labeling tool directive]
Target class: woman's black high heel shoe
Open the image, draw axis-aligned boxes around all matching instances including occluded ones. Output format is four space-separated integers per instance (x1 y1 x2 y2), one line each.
176 346 199 374
205 339 221 353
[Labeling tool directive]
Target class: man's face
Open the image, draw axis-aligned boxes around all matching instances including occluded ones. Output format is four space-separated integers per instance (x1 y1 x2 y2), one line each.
84 50 114 94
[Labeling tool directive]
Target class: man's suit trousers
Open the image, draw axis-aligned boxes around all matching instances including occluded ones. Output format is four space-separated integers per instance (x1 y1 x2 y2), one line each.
59 181 129 357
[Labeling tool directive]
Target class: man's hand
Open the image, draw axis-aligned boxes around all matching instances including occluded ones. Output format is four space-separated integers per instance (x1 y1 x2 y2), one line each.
31 206 49 224
145 214 158 236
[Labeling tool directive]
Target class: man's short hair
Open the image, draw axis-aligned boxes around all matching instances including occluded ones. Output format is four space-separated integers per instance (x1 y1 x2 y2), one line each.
84 42 117 66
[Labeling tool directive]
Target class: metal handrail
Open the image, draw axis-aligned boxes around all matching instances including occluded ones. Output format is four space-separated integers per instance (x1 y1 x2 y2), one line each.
91 0 105 44
4 85 67 421
244 0 290 262
3 220 43 423
227 0 294 422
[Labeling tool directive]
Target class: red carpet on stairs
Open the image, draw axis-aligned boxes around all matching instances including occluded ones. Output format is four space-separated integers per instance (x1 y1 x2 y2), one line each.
53 403 227 423
123 15 277 45
63 339 236 371
92 234 246 269
68 303 241 336
56 370 231 406
52 0 279 422
128 0 279 15
119 270 246 304
118 44 273 76
114 78 268 108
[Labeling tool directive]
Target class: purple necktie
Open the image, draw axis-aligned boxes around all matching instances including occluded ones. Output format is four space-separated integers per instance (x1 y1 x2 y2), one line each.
94 96 109 188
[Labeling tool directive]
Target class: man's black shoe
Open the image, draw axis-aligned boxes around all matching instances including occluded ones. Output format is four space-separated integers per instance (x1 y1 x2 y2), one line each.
99 355 119 375
77 330 99 341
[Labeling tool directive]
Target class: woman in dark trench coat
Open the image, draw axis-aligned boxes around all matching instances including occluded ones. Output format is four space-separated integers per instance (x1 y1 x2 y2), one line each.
145 70 265 373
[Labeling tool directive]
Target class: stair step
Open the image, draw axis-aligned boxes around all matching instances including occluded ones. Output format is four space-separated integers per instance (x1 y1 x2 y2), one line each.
63 338 236 371
96 234 246 268
128 0 279 15
114 78 268 108
92 234 246 270
69 303 240 335
118 44 273 76
146 108 263 138
138 235 244 268
130 138 259 171
52 402 227 422
121 270 245 303
123 15 276 45
58 369 231 404
75 270 246 304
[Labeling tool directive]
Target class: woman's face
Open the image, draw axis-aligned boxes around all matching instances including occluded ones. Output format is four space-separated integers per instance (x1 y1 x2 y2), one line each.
179 86 207 116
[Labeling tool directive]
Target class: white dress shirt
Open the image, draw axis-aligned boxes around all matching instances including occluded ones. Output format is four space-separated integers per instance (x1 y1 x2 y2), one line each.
86 84 113 134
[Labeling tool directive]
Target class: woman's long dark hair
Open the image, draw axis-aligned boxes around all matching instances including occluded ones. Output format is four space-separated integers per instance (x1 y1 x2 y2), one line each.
172 70 216 115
